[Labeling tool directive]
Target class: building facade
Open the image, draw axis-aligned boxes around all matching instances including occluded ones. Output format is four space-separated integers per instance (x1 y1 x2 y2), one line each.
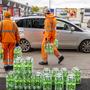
0 0 31 20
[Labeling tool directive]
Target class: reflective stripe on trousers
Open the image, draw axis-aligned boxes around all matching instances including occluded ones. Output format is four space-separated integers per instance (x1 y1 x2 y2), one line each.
2 43 15 65
3 59 13 65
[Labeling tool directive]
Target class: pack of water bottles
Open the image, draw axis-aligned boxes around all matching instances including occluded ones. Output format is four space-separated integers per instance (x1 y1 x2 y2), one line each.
6 66 81 90
42 67 65 90
6 56 33 90
6 71 32 90
45 39 58 54
71 67 81 84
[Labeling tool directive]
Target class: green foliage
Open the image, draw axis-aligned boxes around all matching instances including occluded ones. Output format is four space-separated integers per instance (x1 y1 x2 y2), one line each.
3 0 8 4
31 6 40 13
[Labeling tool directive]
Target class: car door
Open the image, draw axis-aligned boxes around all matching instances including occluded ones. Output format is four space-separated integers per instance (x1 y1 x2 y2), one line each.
56 20 81 49
26 18 44 48
16 19 26 38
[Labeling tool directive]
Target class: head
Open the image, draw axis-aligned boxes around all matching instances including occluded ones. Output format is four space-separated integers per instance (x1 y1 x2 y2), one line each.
44 9 51 16
4 11 11 18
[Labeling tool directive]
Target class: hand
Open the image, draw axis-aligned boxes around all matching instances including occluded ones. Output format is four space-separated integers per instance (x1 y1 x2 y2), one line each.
45 38 50 43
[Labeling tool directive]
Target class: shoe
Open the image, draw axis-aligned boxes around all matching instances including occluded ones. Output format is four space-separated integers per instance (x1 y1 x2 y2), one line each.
4 66 9 71
39 61 48 65
58 56 64 64
8 66 13 70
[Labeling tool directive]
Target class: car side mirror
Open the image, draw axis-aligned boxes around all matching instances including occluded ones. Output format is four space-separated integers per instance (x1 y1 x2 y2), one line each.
71 27 75 32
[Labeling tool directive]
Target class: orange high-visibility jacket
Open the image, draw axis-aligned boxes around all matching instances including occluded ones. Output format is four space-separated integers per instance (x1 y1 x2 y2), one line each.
44 13 56 41
0 18 20 43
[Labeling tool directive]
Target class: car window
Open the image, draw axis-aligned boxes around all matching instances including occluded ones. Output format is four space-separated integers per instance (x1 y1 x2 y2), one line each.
32 18 44 28
66 22 83 32
16 19 32 28
57 20 69 30
25 19 32 28
16 19 26 27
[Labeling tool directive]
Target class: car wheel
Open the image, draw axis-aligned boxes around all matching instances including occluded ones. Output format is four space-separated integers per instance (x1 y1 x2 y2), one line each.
19 39 31 52
79 40 90 53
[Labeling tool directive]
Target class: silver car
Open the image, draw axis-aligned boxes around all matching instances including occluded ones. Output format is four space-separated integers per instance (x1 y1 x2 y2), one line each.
15 16 90 53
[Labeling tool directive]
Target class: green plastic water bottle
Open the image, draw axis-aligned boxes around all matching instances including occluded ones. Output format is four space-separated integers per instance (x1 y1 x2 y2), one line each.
43 73 52 90
18 77 23 90
27 78 32 90
35 72 42 90
49 43 54 54
25 79 28 90
32 74 36 90
0 44 3 60
26 56 33 74
54 39 58 48
15 78 18 90
14 74 19 90
52 68 59 85
66 73 76 90
55 72 64 90
6 72 14 90
72 67 81 84
60 68 68 84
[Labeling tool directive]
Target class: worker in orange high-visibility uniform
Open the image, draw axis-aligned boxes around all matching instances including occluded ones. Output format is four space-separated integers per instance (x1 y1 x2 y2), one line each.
39 9 64 65
0 11 20 71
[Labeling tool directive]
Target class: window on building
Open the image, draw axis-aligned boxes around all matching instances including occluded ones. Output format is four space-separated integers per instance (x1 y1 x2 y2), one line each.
84 9 90 16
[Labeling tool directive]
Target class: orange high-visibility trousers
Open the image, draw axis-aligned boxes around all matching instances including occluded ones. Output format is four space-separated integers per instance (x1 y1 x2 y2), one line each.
41 36 60 62
2 43 15 65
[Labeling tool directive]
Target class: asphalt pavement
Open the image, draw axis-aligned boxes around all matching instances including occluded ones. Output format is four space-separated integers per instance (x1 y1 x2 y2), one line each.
0 49 90 78
0 49 90 90
22 49 90 78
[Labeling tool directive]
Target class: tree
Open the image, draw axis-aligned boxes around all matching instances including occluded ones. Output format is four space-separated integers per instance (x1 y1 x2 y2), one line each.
3 0 8 5
31 6 40 14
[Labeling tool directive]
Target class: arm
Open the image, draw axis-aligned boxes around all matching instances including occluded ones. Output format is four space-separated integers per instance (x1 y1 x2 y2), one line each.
52 18 57 39
44 19 52 42
13 22 20 43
